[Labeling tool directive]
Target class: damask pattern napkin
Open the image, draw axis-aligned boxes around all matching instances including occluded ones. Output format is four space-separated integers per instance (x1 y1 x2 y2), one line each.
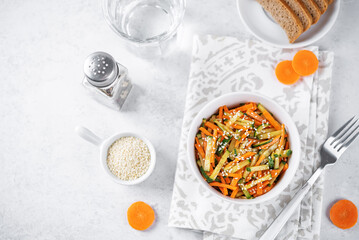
168 35 333 240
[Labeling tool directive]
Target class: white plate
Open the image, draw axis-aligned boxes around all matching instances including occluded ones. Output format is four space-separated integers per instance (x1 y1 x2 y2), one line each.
237 0 340 48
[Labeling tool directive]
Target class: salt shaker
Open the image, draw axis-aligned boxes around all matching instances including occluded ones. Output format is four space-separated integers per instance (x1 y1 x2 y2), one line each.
83 52 132 110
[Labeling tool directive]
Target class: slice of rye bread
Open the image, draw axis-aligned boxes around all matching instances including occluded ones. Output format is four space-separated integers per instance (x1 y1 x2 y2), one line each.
283 0 312 31
300 0 321 24
313 0 328 13
257 0 303 43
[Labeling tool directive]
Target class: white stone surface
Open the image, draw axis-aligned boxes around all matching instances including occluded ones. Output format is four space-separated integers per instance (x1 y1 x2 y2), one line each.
0 0 358 239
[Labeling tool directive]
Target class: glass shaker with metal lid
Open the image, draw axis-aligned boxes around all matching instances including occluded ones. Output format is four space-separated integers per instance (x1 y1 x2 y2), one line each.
83 51 132 110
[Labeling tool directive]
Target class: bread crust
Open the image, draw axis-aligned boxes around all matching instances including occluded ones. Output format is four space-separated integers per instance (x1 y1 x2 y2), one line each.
257 0 304 43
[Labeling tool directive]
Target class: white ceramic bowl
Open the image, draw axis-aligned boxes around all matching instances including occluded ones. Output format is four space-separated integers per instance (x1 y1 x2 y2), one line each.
76 126 156 185
237 0 340 48
187 92 301 204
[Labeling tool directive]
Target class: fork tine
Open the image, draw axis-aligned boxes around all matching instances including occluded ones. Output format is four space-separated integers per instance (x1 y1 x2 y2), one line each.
339 130 359 152
331 116 356 138
335 124 359 149
331 116 358 146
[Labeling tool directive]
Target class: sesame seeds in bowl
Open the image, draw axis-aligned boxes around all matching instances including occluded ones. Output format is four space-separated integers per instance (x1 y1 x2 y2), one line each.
101 133 156 185
107 136 151 181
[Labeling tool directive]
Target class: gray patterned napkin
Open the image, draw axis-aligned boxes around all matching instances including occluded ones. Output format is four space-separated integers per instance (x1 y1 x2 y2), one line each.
168 35 333 240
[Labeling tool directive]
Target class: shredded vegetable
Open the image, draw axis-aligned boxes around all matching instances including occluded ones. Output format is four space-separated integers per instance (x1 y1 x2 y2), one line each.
194 102 292 199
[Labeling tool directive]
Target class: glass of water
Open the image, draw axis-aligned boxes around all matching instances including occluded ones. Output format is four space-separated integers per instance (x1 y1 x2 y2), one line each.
103 0 186 57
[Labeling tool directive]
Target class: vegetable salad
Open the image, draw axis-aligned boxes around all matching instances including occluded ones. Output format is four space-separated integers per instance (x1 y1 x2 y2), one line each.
194 102 292 199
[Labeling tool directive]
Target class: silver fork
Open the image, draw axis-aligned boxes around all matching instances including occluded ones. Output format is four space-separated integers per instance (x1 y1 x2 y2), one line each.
259 116 359 240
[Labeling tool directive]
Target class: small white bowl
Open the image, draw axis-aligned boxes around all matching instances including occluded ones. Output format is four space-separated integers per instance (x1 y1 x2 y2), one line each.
76 126 156 185
187 92 301 204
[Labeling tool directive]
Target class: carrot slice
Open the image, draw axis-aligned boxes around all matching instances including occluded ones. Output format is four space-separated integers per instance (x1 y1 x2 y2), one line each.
292 50 319 76
275 60 300 85
127 201 155 231
330 199 358 229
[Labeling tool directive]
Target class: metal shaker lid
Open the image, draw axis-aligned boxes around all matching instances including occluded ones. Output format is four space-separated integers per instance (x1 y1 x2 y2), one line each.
84 52 118 87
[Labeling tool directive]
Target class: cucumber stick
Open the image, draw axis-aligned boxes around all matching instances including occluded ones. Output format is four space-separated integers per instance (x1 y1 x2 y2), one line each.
247 165 269 172
216 136 232 155
243 154 259 179
281 149 292 157
200 167 219 183
258 143 278 165
252 139 272 148
238 178 252 199
257 130 282 140
244 174 272 189
227 159 251 173
214 120 235 136
269 162 286 185
203 137 214 172
209 150 230 180
255 123 269 137
226 111 243 127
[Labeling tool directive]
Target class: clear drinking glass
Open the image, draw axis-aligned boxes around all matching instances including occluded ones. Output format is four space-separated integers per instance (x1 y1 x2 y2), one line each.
102 0 186 57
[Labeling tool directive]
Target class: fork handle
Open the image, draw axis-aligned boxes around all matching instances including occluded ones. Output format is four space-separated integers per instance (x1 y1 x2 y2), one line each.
259 167 324 240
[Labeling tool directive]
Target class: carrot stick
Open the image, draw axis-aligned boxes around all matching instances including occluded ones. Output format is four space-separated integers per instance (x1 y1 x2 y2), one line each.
219 175 228 195
247 139 257 148
223 115 230 120
224 176 231 184
251 180 270 197
270 169 281 178
223 105 229 113
209 182 238 191
262 184 274 194
201 132 207 150
224 152 256 169
242 115 262 126
258 135 280 149
283 163 289 172
235 130 251 148
213 129 218 138
232 124 249 131
205 122 225 137
219 107 223 123
285 140 289 150
246 109 266 123
195 143 205 159
200 127 213 136
227 173 243 178
260 108 281 130
230 187 239 198
258 104 282 130
230 177 241 187
236 103 256 112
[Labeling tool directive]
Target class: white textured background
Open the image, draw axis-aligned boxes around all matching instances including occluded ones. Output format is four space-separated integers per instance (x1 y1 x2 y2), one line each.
0 0 358 239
